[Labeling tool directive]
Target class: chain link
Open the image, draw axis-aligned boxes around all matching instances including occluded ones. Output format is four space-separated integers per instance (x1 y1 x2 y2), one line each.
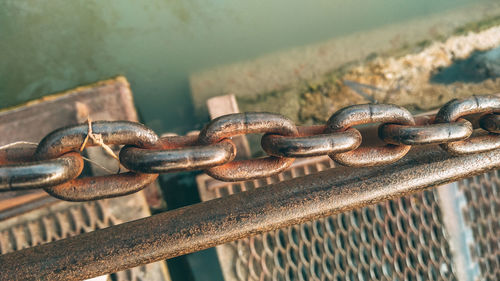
435 95 500 155
0 152 83 191
1 95 499 201
35 121 159 159
35 121 159 201
326 104 415 167
479 113 500 133
198 112 299 181
120 135 236 173
261 125 362 157
380 116 473 145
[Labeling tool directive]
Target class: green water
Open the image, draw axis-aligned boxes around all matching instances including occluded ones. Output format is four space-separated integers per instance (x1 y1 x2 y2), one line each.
0 0 493 134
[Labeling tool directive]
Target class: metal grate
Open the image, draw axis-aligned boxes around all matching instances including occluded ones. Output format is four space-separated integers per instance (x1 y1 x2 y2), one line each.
197 157 459 281
458 170 500 281
0 199 168 281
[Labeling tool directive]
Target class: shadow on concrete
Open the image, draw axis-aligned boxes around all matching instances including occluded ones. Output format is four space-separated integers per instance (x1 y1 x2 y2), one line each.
431 46 500 84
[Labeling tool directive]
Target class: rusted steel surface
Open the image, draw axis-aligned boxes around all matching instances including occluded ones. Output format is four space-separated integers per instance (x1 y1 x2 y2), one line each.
330 144 412 167
44 172 158 202
204 156 296 182
326 104 416 131
198 112 299 144
326 104 415 167
434 95 500 123
198 112 299 181
261 127 361 157
436 96 500 155
0 146 36 164
380 118 473 145
0 152 83 191
35 120 160 160
480 113 500 133
1 145 499 280
30 120 161 201
1 95 500 200
120 135 236 173
441 130 500 155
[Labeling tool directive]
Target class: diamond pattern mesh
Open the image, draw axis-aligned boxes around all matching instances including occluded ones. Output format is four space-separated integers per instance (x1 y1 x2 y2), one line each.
198 157 459 281
458 170 500 281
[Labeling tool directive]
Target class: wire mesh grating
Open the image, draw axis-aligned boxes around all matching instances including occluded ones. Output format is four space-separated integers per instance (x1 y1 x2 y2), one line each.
458 170 500 281
197 157 462 281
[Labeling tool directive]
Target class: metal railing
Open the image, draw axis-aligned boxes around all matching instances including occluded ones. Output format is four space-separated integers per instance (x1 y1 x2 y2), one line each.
0 145 499 280
1 95 499 201
0 95 499 280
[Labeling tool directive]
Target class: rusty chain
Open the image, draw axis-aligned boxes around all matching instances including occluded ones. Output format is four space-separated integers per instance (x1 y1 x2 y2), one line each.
0 95 499 201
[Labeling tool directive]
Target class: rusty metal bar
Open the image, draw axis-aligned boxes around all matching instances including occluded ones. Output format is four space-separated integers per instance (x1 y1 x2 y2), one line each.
0 145 499 280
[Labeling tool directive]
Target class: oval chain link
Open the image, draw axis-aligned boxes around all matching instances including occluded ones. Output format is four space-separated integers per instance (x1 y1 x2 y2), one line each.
120 135 237 173
326 104 415 167
0 151 84 191
434 95 500 155
380 116 473 145
35 121 159 159
198 112 298 181
1 95 499 201
43 172 158 201
35 121 160 201
479 113 500 133
261 125 362 158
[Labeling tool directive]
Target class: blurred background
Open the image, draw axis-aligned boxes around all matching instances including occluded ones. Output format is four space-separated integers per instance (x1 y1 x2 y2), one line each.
1 1 500 280
1 0 498 133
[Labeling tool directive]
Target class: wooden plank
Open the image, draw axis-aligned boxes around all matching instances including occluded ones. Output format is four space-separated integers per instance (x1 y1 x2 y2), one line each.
0 76 165 214
0 76 170 281
206 94 251 159
0 76 138 146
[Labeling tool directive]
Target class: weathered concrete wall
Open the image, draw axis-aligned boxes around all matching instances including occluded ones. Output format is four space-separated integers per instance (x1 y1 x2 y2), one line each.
190 3 500 123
